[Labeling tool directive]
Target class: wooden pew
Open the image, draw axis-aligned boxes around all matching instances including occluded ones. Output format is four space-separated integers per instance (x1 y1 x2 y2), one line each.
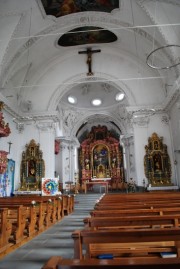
11 196 61 225
99 192 180 202
0 205 27 244
0 199 46 232
1 201 38 236
90 207 180 218
0 195 65 230
0 208 12 253
62 195 72 215
72 228 180 259
94 201 180 211
84 215 180 230
41 256 180 269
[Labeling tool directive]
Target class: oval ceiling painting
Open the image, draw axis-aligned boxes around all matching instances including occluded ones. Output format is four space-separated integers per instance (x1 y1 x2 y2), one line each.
58 26 117 47
41 0 119 18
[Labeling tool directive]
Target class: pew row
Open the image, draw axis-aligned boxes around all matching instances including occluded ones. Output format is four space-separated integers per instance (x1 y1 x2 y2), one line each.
72 228 180 259
99 192 180 202
90 207 180 218
84 215 180 230
41 256 180 269
94 201 180 211
0 194 75 256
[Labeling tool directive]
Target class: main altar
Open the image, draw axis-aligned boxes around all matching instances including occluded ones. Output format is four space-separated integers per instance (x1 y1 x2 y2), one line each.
79 125 124 186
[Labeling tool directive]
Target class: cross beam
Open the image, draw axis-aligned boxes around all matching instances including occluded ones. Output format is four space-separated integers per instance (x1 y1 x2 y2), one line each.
78 48 101 76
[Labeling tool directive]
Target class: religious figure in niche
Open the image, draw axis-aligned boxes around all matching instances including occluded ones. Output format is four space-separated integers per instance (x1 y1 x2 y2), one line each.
29 160 36 176
153 154 162 172
111 157 116 168
85 157 90 170
154 141 159 150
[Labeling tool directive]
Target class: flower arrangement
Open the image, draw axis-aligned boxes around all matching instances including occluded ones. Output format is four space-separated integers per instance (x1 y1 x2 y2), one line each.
31 200 36 205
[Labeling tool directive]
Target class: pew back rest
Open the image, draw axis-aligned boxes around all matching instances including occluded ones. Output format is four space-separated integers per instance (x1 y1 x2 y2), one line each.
72 228 180 259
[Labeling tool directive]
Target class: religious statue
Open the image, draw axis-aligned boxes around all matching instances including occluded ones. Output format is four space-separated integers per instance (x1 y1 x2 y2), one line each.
79 48 101 76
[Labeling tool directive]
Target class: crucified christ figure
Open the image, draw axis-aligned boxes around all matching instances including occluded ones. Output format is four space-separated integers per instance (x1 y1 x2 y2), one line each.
78 48 101 76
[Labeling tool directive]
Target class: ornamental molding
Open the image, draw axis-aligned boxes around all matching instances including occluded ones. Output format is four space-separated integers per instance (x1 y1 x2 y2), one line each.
15 122 25 134
132 115 150 127
2 96 59 126
161 115 169 125
36 121 56 132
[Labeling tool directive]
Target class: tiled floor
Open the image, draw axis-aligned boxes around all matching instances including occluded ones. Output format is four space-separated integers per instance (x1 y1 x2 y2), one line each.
0 193 101 269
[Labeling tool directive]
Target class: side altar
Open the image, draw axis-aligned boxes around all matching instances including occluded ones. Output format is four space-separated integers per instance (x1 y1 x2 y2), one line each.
144 132 178 191
18 139 45 191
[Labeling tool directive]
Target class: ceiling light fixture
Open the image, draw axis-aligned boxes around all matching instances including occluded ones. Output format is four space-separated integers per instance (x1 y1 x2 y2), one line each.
116 92 125 101
146 45 180 70
91 99 102 106
68 96 77 104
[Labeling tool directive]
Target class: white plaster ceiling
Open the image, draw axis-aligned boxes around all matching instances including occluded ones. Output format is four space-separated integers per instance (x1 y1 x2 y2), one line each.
0 0 180 136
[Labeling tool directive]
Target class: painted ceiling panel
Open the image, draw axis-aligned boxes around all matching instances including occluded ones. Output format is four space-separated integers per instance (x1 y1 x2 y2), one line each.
41 0 119 17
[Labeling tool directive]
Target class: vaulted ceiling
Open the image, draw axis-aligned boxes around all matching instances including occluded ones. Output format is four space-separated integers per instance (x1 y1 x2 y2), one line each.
0 0 180 139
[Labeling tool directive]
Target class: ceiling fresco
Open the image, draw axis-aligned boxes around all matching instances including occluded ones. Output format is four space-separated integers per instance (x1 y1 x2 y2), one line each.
41 0 119 17
58 26 117 46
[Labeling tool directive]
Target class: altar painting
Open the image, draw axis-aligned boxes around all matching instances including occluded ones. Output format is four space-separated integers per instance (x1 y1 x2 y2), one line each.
41 0 119 18
58 26 117 47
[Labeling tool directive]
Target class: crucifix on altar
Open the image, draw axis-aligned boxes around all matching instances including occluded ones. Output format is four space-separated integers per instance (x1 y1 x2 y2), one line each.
78 48 101 76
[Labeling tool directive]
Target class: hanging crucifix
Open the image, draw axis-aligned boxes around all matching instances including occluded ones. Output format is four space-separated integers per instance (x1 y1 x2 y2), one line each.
78 48 101 76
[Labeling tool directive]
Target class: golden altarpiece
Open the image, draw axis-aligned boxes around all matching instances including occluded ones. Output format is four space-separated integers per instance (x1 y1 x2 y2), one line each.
79 125 124 185
144 133 172 186
19 139 45 191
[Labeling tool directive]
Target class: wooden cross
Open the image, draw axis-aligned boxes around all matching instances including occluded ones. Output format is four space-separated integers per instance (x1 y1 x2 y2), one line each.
78 48 101 76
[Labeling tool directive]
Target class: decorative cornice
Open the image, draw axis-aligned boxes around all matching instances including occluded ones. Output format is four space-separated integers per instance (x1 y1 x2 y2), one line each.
15 122 25 134
161 115 169 125
132 115 150 127
2 96 60 128
36 121 56 132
